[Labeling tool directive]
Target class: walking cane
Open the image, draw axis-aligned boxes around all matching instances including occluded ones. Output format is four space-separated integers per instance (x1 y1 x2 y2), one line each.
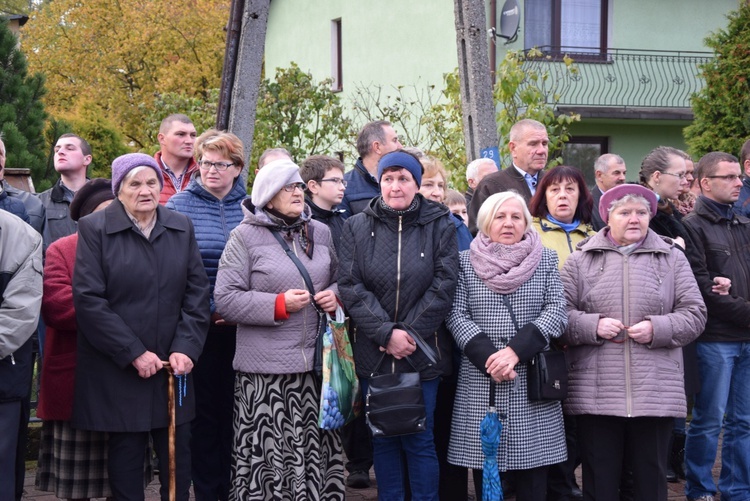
162 361 176 501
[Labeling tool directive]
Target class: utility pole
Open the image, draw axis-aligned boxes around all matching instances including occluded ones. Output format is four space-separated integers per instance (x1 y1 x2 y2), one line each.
454 0 499 165
216 0 270 179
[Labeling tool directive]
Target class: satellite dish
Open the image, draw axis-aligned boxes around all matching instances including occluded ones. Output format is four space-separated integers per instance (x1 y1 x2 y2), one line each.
495 0 520 44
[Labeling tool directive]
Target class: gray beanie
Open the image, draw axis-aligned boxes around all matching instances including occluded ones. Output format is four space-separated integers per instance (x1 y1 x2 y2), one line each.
251 158 304 209
111 153 164 195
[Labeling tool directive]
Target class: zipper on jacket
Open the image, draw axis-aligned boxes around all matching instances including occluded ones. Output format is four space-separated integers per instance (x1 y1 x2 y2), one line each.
10 353 15 365
622 254 633 417
291 238 310 372
393 215 403 373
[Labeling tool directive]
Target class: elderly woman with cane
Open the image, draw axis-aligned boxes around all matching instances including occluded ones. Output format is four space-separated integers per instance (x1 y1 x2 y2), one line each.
445 191 568 501
560 183 706 500
72 153 210 501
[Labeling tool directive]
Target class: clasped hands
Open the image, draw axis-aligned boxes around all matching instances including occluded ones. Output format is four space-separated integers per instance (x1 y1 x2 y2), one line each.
284 289 338 314
132 351 193 378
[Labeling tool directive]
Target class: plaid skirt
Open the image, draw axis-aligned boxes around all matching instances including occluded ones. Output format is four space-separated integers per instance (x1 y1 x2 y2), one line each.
36 420 153 498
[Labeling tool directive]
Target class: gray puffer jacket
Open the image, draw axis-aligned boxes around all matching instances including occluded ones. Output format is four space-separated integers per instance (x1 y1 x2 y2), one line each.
560 229 706 418
214 199 338 374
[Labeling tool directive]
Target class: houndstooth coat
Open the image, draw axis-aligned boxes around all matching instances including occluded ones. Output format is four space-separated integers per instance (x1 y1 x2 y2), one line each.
446 248 568 471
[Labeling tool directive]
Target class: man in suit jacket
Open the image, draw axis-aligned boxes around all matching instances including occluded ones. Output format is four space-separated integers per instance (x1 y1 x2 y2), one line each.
468 119 548 234
591 153 627 230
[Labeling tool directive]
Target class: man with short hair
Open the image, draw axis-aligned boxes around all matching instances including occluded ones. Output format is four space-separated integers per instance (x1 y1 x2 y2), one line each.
155 114 198 205
464 157 498 206
734 138 750 217
682 151 750 501
591 153 627 230
300 155 346 252
0 209 43 500
468 119 548 234
38 133 91 250
340 120 402 219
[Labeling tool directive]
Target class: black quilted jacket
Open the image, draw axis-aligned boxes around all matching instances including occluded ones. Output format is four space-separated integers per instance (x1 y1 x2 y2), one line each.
339 194 458 380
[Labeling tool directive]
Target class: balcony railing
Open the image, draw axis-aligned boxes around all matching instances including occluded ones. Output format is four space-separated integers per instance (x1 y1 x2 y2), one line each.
520 47 713 110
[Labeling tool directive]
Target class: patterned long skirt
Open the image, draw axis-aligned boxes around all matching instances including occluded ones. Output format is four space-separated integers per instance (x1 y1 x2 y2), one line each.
35 420 112 499
230 372 345 501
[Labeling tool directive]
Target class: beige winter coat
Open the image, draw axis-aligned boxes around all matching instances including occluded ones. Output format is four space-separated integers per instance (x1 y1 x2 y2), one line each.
560 229 706 418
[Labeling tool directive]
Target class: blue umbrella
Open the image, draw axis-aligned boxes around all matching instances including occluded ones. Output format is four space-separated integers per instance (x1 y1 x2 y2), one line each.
480 380 502 501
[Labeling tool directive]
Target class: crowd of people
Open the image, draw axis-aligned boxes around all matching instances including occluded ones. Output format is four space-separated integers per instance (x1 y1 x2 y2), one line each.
0 114 749 501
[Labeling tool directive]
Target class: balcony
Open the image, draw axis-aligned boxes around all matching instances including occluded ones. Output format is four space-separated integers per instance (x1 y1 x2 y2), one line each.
520 47 714 120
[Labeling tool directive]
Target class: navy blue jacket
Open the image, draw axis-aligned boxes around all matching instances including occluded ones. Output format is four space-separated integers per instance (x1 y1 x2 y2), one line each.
0 185 30 224
166 176 247 313
452 213 472 251
340 158 380 219
735 177 750 218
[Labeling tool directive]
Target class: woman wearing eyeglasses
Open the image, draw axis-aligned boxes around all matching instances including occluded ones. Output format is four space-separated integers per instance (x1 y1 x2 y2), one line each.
639 146 694 251
165 129 247 501
214 159 344 500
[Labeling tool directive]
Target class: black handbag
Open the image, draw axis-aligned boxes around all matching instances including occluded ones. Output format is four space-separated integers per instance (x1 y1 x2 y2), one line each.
365 326 438 437
501 296 568 401
269 229 326 377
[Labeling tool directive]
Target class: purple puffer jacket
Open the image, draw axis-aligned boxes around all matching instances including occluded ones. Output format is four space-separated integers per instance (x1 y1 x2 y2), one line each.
560 229 706 418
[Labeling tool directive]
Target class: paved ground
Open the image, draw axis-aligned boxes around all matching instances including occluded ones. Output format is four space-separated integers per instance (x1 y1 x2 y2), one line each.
21 454 721 500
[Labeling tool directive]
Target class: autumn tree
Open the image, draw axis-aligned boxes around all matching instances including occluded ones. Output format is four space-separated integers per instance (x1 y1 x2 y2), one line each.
0 17 47 187
23 0 228 150
684 4 750 158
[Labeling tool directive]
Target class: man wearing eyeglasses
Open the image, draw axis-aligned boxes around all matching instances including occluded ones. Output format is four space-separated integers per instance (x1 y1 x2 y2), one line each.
299 155 347 253
682 151 750 501
155 114 198 205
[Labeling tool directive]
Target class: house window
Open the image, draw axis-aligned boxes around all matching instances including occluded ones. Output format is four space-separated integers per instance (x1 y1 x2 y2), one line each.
562 136 609 187
331 19 342 92
524 0 608 55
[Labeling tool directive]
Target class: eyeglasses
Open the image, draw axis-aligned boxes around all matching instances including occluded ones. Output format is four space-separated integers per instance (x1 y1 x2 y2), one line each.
199 160 235 171
318 177 347 187
706 174 742 182
661 171 687 180
282 182 306 192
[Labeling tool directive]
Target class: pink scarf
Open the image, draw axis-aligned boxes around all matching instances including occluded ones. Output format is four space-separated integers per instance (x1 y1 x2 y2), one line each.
469 229 543 294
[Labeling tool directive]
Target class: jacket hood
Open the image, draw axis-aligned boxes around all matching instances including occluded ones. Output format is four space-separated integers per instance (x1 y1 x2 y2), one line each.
576 227 673 255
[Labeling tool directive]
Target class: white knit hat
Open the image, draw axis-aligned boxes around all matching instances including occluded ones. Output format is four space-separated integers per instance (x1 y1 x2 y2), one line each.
251 158 304 209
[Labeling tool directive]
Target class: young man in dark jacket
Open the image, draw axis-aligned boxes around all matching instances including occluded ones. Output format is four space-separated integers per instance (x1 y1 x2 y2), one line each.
682 151 750 501
300 155 346 253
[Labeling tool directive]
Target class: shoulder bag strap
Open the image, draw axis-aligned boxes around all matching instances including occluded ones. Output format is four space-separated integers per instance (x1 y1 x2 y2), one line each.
269 229 322 311
501 295 520 331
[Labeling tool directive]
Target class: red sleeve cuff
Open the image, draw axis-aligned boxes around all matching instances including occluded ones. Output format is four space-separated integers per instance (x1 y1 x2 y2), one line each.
274 293 289 321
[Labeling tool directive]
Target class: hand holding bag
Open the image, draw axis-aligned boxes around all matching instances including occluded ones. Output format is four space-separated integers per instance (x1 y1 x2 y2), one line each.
365 326 438 437
501 296 568 401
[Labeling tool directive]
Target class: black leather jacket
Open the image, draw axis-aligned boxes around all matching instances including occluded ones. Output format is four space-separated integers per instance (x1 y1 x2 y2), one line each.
38 179 77 250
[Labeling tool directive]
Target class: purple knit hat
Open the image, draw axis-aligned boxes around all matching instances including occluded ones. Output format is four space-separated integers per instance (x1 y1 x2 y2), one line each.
111 153 164 195
598 183 657 224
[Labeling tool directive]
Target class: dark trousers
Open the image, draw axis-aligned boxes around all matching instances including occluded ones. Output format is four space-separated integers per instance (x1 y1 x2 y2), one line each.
191 325 235 501
434 374 470 500
341 389 373 473
473 465 549 501
109 423 191 501
1 400 22 501
576 414 672 501
547 414 581 500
